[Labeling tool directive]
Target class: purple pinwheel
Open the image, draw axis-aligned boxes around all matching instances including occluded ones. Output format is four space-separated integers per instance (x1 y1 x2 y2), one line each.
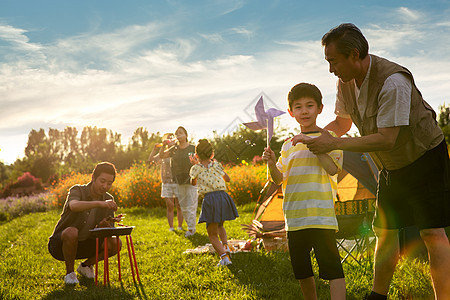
243 96 285 144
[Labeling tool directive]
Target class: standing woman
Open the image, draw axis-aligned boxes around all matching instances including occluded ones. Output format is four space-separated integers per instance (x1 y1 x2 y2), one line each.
160 126 198 237
148 133 184 232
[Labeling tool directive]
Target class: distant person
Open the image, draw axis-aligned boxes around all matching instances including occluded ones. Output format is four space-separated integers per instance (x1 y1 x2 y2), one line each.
48 162 123 285
148 133 184 232
263 83 346 300
302 23 450 299
190 139 238 266
160 126 198 237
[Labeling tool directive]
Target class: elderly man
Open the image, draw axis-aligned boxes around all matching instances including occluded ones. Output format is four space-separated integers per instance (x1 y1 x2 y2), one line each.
296 23 450 299
48 162 122 285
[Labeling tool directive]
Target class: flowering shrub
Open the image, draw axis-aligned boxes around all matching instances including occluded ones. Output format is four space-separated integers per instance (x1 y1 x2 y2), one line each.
48 163 163 208
48 162 267 208
0 193 52 222
110 163 163 208
49 172 91 207
226 164 266 205
2 172 43 197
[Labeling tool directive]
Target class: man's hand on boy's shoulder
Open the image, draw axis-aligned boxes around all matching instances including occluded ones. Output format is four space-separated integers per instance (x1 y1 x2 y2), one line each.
303 129 338 154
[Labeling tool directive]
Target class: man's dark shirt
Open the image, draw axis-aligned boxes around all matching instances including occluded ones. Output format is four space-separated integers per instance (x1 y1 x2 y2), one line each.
49 182 114 241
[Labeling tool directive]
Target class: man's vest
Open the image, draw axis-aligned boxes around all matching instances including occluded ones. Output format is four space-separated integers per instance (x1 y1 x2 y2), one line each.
338 55 443 170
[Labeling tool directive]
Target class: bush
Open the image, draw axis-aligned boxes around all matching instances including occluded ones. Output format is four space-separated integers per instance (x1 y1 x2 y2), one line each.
226 163 266 205
109 162 163 208
0 193 52 222
2 172 43 198
48 162 267 208
48 163 163 208
49 172 91 207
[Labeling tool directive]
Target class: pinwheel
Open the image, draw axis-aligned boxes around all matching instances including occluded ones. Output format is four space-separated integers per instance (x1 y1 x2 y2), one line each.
243 96 285 145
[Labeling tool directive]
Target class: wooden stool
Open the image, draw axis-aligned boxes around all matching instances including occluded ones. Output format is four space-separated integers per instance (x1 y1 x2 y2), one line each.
89 226 140 285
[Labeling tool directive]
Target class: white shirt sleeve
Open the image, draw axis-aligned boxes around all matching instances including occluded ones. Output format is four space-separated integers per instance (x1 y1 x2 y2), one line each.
377 72 411 128
335 81 351 119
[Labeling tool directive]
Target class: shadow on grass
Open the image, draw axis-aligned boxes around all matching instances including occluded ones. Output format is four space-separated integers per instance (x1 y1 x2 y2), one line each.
184 231 210 247
225 250 374 299
41 277 148 300
226 250 303 299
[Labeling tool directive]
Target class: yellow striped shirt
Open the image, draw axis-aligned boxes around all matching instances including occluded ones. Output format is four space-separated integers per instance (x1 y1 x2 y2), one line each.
276 131 343 231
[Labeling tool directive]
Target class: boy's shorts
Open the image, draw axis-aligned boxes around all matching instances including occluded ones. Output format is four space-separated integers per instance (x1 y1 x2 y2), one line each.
161 183 178 198
287 228 344 280
374 140 450 230
48 231 103 261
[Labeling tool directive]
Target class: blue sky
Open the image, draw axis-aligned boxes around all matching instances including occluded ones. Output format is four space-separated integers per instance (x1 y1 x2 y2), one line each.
1 0 450 164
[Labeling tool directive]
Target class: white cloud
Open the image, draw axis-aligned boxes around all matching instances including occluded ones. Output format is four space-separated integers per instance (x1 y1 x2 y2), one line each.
397 7 422 22
435 21 450 27
200 33 224 43
230 27 253 39
364 24 422 55
219 0 246 15
44 22 167 72
0 24 42 52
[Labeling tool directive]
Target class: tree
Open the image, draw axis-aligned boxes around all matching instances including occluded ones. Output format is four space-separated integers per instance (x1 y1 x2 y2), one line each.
24 129 59 182
0 161 10 194
211 122 286 165
123 127 162 166
80 126 121 163
59 127 81 174
438 103 450 146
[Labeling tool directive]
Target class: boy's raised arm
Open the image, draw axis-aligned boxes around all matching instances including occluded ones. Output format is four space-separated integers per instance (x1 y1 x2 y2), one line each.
262 147 283 185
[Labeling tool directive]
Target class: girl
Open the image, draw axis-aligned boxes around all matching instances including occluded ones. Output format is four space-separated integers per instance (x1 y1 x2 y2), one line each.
160 126 198 237
190 139 238 266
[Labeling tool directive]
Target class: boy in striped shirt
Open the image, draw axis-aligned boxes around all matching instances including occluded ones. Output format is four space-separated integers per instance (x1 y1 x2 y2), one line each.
262 83 346 300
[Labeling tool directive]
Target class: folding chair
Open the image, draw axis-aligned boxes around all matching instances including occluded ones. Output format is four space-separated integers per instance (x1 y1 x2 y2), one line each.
335 199 375 266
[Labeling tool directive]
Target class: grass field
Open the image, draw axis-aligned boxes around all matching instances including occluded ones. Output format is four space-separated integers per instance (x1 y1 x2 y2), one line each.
0 204 434 299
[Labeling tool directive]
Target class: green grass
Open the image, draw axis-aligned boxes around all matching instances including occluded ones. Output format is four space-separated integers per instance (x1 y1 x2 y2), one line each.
0 204 434 299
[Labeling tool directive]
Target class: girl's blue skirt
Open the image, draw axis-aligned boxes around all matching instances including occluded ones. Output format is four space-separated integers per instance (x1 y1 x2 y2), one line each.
198 190 238 224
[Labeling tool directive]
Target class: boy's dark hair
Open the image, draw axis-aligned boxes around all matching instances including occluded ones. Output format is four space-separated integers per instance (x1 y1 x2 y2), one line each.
195 139 213 160
92 162 116 181
321 23 369 59
288 83 322 110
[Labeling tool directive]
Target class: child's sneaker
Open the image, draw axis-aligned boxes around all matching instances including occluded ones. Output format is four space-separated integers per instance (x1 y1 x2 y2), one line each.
177 226 183 231
64 272 79 285
216 254 232 267
169 227 175 232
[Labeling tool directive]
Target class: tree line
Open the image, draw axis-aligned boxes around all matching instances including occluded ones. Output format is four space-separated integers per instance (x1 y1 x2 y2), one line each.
0 124 287 192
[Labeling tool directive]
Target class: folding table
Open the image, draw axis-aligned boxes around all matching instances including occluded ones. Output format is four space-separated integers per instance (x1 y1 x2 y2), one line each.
89 226 140 285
